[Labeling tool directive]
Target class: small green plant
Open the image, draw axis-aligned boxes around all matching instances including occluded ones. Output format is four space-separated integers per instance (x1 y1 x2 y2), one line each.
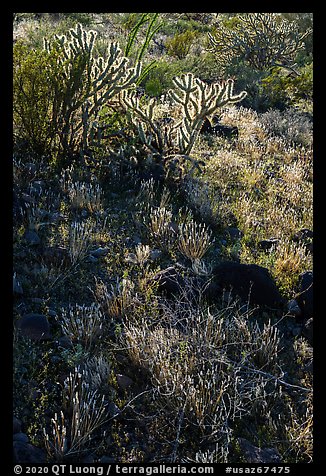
166 30 199 60
124 13 162 84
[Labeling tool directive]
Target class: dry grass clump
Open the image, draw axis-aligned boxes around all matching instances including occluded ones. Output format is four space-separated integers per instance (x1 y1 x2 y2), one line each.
68 181 103 213
69 220 94 265
93 276 136 320
178 219 213 261
43 366 107 460
284 389 313 463
259 108 313 147
58 303 104 351
272 240 311 294
121 290 296 461
148 206 176 251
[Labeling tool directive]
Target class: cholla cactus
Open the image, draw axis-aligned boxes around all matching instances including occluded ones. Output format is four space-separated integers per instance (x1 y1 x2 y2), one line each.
120 73 246 159
208 13 311 72
169 73 246 155
43 23 142 155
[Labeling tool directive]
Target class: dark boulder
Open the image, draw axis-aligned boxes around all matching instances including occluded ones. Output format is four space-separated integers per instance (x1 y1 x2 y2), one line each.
224 227 243 241
302 317 313 346
200 117 238 139
41 246 71 266
13 417 22 434
237 438 282 464
258 238 279 252
151 267 185 297
295 271 313 320
23 230 41 246
212 262 284 307
13 441 46 464
16 314 51 341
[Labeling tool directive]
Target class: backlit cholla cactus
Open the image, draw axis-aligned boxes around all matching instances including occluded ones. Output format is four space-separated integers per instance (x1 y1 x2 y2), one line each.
43 23 142 154
208 13 311 72
120 73 246 158
169 74 247 155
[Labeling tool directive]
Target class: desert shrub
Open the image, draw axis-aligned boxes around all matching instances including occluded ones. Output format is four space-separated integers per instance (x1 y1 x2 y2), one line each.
166 30 199 60
43 366 107 460
260 63 313 112
121 291 309 461
13 41 65 156
13 23 142 163
260 107 313 146
208 13 311 72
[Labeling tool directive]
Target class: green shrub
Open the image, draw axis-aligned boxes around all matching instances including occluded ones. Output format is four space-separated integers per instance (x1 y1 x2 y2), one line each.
166 30 199 60
144 77 163 97
260 63 313 111
13 40 65 156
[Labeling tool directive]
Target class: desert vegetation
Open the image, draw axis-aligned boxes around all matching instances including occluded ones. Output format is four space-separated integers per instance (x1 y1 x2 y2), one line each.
13 12 313 464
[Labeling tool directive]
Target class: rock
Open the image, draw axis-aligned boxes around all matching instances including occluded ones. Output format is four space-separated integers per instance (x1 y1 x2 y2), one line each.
13 441 46 463
302 317 313 346
13 433 29 443
57 336 73 350
30 180 45 194
151 267 186 297
17 314 51 341
41 246 71 266
287 299 302 317
225 227 243 241
23 230 41 246
81 453 95 463
292 228 313 253
258 238 279 252
116 374 134 390
202 280 222 303
49 212 66 223
47 309 57 318
237 438 281 463
107 402 121 418
86 255 99 263
13 417 22 434
25 162 37 175
291 325 302 337
91 247 110 258
13 274 24 295
296 271 313 320
200 117 239 139
212 262 284 307
150 249 162 260
21 192 36 204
